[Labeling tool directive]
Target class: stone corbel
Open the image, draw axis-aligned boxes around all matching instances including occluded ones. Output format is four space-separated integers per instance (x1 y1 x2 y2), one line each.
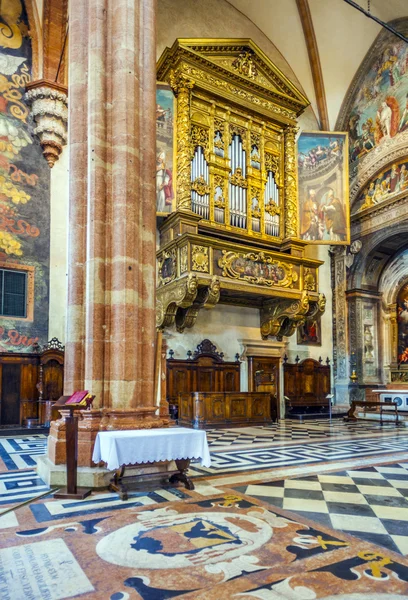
25 79 68 167
304 293 326 322
156 273 199 330
260 291 310 340
175 276 220 332
157 275 220 331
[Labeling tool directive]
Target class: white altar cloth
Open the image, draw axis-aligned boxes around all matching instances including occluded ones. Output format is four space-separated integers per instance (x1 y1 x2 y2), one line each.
92 427 211 471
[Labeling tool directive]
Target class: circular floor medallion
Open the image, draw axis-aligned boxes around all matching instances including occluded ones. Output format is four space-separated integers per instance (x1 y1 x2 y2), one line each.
96 511 272 569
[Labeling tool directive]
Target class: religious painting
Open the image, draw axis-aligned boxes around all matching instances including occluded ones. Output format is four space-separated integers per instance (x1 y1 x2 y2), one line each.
347 34 408 165
0 0 51 352
297 132 349 245
354 156 408 213
156 83 175 214
297 317 321 346
397 282 408 364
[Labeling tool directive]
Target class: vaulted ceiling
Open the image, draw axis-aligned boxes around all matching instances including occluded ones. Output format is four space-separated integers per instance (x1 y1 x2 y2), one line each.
32 0 408 130
228 0 408 129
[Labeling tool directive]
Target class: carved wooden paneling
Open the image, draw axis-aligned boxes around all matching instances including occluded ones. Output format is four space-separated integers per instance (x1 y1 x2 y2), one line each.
283 358 330 416
179 392 275 429
167 340 240 405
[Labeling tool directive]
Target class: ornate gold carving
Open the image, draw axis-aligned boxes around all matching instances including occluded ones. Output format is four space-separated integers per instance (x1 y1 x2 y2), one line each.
230 167 248 188
284 126 299 238
218 250 298 288
232 51 258 79
180 245 188 274
304 268 316 291
156 273 198 329
169 69 194 211
175 276 220 332
265 200 281 216
261 291 310 340
192 245 209 272
191 176 210 196
191 124 209 154
265 152 280 177
214 175 226 208
230 123 246 146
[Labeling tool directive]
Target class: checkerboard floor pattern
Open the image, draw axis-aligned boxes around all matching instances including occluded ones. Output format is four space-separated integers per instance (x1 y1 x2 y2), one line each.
235 461 408 556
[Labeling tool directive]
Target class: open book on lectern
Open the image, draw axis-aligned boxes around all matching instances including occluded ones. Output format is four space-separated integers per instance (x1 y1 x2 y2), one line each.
54 391 95 409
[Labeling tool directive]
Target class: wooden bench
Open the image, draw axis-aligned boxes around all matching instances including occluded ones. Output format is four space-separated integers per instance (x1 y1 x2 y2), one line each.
345 401 400 425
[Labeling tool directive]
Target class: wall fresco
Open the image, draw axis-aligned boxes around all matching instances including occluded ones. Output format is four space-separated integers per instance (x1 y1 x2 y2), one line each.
156 83 174 214
0 0 50 352
348 37 408 164
354 156 408 213
398 281 408 364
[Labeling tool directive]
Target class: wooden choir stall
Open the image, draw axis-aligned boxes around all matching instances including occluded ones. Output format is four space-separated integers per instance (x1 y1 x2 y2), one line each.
0 338 64 428
167 339 278 428
283 356 331 419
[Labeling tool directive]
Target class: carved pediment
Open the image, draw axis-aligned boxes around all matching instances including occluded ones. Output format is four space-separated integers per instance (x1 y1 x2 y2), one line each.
157 39 309 118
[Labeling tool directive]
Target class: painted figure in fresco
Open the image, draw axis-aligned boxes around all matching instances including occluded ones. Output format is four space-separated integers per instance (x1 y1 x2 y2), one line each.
300 189 319 241
400 165 408 190
390 164 400 193
375 98 400 142
156 151 173 213
398 288 408 363
321 189 346 242
399 95 408 132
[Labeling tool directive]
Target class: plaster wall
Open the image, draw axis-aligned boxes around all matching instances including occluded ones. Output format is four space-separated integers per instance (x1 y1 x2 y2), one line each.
165 242 334 392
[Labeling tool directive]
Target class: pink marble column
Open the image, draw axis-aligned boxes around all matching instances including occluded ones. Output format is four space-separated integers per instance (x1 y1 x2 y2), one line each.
50 0 165 468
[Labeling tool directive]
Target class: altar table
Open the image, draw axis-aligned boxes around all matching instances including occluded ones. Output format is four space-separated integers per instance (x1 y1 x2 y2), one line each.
92 428 211 498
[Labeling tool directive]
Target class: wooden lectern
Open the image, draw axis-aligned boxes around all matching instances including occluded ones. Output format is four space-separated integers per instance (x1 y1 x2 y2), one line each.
53 392 95 500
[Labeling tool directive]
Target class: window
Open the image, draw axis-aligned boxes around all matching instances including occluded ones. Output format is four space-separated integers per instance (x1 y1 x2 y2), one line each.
0 269 27 318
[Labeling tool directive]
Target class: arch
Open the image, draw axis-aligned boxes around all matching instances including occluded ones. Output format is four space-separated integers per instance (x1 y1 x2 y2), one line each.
23 0 42 80
351 155 408 213
348 223 408 289
379 248 408 305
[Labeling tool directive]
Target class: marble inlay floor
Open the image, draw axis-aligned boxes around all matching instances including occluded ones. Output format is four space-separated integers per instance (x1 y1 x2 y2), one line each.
2 420 408 597
234 461 408 557
0 435 48 470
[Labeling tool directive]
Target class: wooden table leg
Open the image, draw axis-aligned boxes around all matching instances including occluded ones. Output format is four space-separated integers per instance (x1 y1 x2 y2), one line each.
170 459 195 490
109 466 129 501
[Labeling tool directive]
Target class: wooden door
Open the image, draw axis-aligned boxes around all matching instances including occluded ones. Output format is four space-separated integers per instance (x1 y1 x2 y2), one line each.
1 364 21 425
248 356 280 418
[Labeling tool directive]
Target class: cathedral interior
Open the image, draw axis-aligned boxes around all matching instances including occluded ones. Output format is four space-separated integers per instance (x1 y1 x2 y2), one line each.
2 0 408 598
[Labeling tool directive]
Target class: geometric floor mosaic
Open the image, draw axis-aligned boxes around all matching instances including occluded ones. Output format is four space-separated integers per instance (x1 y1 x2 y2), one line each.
205 418 408 449
190 435 408 477
234 461 408 556
0 435 48 470
0 469 50 506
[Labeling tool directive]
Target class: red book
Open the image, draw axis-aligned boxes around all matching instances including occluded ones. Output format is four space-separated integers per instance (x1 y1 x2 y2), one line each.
66 391 89 405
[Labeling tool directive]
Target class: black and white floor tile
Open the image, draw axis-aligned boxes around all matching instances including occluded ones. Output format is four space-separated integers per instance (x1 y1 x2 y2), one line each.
234 461 408 556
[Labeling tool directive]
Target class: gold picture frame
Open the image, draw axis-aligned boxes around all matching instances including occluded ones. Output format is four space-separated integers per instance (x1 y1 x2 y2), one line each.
297 131 349 245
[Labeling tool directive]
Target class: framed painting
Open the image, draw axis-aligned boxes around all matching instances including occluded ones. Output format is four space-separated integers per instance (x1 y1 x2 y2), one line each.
297 131 349 245
297 317 321 346
156 83 175 215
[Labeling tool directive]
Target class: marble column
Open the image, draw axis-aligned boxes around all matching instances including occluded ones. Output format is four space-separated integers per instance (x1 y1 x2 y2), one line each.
48 0 167 470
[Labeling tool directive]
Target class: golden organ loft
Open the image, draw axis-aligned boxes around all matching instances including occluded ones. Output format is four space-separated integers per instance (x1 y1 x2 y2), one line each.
156 39 326 338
